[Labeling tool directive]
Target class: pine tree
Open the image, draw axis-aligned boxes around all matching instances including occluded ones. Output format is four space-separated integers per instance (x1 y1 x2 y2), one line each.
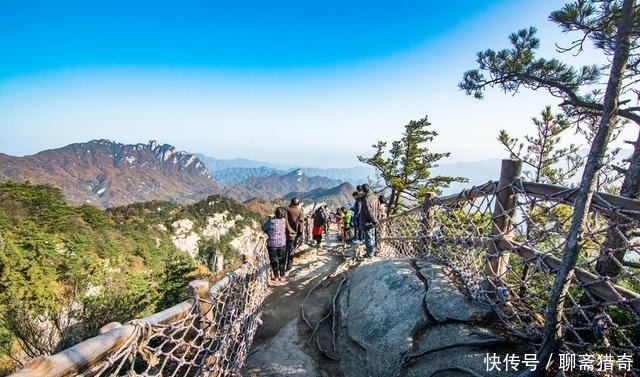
460 0 637 369
358 116 466 215
498 106 583 185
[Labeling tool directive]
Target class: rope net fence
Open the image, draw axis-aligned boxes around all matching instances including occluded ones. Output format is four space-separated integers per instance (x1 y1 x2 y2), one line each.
11 237 269 377
378 179 640 374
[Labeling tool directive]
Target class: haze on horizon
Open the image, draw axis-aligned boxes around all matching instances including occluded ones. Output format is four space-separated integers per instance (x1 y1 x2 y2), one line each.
1 1 633 169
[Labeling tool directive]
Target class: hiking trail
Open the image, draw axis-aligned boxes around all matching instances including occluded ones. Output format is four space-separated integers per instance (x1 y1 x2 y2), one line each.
242 224 363 377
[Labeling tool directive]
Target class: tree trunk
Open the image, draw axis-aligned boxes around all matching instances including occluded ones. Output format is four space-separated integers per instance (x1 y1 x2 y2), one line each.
621 130 640 200
388 187 397 216
532 0 636 374
595 129 640 277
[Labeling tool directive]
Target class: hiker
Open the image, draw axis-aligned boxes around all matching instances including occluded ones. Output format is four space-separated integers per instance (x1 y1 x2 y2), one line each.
351 190 361 243
342 206 353 243
354 185 365 241
359 183 380 258
284 197 304 272
262 207 287 281
312 206 327 247
335 207 344 241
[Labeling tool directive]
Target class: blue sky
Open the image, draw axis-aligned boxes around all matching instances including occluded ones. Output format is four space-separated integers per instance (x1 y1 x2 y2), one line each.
1 1 628 168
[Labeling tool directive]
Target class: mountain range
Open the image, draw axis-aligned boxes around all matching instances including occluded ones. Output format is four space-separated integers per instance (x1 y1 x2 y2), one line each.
197 154 375 185
222 169 343 202
0 139 539 211
0 140 220 208
0 140 361 210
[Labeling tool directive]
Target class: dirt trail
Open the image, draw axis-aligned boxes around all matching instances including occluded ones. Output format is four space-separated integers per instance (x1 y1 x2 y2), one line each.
243 226 362 377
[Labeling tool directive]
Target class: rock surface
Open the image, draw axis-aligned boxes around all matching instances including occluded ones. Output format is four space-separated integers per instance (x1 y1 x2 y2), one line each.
243 247 529 377
243 320 319 377
337 259 526 377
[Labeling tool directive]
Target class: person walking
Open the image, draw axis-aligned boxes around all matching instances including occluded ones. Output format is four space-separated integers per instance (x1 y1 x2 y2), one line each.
284 197 304 272
261 207 287 281
359 184 380 258
342 206 353 243
335 207 344 241
312 206 327 248
351 190 362 243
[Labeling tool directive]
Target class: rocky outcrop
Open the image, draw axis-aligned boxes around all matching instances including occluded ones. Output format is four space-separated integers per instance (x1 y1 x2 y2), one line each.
171 218 201 258
337 259 528 377
243 321 319 377
170 214 260 259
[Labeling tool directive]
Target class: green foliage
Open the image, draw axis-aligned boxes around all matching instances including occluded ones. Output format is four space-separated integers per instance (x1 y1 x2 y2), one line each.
0 181 258 371
499 106 583 185
358 116 467 214
460 0 639 198
459 27 602 101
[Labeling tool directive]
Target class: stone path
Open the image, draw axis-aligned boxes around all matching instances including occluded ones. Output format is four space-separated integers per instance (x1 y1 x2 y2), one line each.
242 225 355 377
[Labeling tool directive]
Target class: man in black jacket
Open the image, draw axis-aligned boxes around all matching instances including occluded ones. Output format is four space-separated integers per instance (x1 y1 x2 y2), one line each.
284 197 304 271
359 184 380 258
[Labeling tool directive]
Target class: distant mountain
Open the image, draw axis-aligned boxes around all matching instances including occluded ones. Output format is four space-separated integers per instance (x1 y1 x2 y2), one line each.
223 169 342 202
213 166 284 185
286 166 375 184
0 140 220 208
197 153 375 186
196 154 288 171
243 197 283 219
286 182 357 211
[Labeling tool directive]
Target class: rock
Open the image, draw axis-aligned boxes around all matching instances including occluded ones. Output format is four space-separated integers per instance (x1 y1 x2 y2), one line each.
202 212 235 240
337 259 528 377
242 320 318 377
338 259 428 377
230 225 260 256
417 262 491 322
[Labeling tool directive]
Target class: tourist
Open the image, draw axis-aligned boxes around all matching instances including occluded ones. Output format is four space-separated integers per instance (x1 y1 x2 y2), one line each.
342 206 353 243
335 207 344 241
360 184 380 258
351 190 361 242
284 197 304 272
261 207 287 281
312 206 327 248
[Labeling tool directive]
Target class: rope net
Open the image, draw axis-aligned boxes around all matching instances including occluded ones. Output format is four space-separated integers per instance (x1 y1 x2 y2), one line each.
378 180 640 374
80 239 269 377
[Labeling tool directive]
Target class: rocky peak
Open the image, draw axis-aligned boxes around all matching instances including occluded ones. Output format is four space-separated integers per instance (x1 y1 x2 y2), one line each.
0 139 219 208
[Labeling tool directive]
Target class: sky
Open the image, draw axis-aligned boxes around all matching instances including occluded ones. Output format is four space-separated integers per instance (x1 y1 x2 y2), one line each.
0 1 635 168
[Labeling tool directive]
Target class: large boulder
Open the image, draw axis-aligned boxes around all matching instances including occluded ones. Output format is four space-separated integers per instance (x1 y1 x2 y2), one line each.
243 320 319 377
337 259 528 377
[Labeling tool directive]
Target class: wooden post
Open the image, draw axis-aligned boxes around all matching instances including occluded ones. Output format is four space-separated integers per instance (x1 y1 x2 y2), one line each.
422 192 436 235
214 254 224 272
484 159 521 298
188 280 212 317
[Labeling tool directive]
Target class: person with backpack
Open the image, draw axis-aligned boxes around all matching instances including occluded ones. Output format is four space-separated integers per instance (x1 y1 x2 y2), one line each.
284 197 304 272
359 184 380 258
312 206 327 248
261 207 287 281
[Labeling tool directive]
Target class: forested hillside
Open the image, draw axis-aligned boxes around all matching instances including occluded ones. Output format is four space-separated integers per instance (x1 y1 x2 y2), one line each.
0 181 261 374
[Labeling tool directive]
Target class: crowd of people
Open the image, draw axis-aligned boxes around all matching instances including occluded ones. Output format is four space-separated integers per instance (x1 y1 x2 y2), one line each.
261 183 385 281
